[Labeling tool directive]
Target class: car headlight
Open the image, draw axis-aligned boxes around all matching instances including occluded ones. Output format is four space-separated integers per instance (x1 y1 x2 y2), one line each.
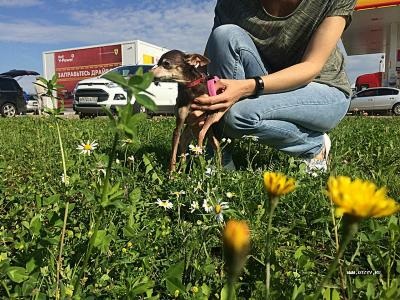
106 82 119 88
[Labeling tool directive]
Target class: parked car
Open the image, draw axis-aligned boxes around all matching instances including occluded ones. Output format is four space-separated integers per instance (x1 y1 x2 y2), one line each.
0 76 27 117
73 65 177 118
348 87 400 115
26 94 40 114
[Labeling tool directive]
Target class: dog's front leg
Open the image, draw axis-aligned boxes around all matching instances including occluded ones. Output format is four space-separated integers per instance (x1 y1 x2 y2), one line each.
207 129 221 166
198 111 224 148
170 106 190 173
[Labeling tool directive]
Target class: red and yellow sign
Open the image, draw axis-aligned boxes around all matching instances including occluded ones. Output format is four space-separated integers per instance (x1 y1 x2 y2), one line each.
356 0 400 10
54 44 122 105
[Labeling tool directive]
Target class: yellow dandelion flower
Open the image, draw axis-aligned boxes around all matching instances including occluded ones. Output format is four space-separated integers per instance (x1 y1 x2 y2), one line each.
223 220 250 254
326 176 400 219
327 176 400 219
263 172 296 198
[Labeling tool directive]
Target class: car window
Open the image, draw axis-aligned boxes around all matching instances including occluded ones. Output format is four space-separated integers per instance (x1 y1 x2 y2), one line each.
378 89 395 96
357 89 378 97
103 65 153 78
0 79 16 91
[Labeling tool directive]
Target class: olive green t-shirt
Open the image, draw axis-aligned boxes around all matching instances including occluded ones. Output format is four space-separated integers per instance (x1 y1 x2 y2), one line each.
213 0 356 96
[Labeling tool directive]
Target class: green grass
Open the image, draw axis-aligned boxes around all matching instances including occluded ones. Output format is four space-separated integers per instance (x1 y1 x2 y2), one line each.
0 115 399 299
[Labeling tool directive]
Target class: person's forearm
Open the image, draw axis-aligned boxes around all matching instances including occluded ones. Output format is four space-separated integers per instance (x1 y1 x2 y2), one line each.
243 61 323 97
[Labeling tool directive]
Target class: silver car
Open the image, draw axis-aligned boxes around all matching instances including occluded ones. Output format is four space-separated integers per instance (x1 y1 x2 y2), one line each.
349 87 400 115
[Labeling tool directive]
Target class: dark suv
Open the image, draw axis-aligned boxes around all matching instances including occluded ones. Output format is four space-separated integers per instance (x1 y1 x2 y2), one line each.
0 76 27 117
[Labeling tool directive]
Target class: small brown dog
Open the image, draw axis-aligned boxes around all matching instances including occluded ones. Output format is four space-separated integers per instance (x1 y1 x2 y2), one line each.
150 50 221 172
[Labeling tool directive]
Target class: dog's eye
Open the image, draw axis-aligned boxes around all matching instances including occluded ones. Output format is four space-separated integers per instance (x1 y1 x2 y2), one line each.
162 61 171 69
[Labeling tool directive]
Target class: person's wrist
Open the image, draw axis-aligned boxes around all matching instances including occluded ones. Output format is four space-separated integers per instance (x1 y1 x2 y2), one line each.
251 76 265 96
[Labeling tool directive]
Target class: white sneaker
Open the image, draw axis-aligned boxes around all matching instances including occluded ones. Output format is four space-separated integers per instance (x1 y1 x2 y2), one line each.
303 133 331 175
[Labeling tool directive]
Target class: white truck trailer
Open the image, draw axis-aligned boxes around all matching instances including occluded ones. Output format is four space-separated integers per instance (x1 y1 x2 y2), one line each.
42 40 169 108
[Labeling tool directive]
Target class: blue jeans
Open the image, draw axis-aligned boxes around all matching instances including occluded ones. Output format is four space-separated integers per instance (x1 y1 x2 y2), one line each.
205 24 350 158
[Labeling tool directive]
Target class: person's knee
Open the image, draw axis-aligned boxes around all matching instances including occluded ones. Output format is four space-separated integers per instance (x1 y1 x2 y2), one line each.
220 105 257 137
208 24 247 51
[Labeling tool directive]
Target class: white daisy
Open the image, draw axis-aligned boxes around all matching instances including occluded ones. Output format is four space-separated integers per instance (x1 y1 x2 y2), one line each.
214 200 229 223
190 201 199 213
155 199 173 210
202 199 213 213
189 144 203 156
221 138 232 144
76 140 98 155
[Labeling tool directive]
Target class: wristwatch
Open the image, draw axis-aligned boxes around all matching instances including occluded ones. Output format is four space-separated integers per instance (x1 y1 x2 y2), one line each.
252 76 265 96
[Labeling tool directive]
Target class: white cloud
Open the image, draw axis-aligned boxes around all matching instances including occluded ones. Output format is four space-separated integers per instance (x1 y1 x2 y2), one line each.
0 2 216 53
0 0 43 7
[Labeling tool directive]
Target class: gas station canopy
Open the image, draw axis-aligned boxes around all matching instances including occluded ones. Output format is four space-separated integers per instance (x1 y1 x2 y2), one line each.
342 0 400 55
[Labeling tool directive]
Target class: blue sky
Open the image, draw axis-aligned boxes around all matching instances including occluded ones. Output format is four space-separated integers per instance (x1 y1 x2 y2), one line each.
0 0 382 93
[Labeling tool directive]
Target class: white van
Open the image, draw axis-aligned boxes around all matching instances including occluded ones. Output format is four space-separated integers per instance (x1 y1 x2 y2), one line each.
73 65 177 117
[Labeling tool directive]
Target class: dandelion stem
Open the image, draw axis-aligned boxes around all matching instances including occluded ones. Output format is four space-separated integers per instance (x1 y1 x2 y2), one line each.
330 202 347 299
55 120 68 299
312 218 358 300
55 122 67 182
73 132 119 295
265 196 278 300
56 202 69 300
227 278 235 300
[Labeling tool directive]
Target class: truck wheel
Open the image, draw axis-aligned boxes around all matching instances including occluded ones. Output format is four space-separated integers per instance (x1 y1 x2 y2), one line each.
79 113 90 119
1 103 17 117
133 102 147 114
392 103 400 116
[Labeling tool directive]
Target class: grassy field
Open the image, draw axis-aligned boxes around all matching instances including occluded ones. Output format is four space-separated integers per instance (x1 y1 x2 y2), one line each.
0 115 399 299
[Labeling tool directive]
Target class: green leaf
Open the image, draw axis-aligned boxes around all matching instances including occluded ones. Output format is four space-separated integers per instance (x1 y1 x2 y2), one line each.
166 261 184 279
135 94 156 112
130 276 155 296
129 188 141 204
291 283 305 300
93 230 112 253
123 224 137 238
7 266 30 283
128 75 144 86
103 72 129 89
322 287 340 300
43 194 60 206
143 154 153 174
25 257 37 274
166 277 185 295
30 214 42 235
220 284 236 300
165 261 185 294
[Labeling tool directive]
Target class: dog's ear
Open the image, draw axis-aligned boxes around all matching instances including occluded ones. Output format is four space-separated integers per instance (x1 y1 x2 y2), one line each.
184 54 210 68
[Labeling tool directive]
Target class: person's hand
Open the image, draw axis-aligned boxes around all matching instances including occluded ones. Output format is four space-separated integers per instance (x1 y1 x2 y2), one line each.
188 78 255 147
191 78 253 111
190 78 254 129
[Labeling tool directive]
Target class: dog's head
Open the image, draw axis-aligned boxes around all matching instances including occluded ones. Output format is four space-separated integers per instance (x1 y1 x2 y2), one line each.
151 50 210 83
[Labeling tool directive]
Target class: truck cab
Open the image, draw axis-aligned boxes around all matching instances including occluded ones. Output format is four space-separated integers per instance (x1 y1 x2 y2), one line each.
73 64 177 117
